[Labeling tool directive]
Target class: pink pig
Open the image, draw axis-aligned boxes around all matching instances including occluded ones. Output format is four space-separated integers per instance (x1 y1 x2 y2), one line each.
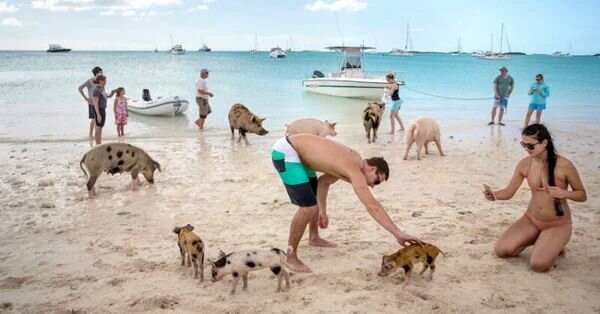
286 118 337 137
403 116 445 160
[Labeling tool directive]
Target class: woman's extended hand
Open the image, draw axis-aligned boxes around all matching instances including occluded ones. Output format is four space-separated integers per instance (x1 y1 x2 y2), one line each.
542 185 568 199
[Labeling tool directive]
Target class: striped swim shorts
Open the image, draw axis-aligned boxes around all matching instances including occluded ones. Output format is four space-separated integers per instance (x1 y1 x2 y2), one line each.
271 137 318 207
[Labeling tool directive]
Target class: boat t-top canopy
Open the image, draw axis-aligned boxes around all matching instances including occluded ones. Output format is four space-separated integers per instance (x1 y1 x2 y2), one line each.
325 46 375 52
325 46 374 71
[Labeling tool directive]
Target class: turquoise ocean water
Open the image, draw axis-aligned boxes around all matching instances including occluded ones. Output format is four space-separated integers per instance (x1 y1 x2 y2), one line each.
1 51 599 142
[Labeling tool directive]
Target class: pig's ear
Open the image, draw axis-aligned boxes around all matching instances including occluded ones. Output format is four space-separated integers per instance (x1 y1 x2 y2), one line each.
330 122 337 128
152 160 161 172
185 224 194 231
259 117 266 122
172 227 181 234
218 250 226 258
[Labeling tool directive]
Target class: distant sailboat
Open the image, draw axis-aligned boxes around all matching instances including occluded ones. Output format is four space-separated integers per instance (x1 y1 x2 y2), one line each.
285 35 293 53
198 37 211 52
450 38 462 55
250 34 259 53
390 23 414 57
484 24 510 60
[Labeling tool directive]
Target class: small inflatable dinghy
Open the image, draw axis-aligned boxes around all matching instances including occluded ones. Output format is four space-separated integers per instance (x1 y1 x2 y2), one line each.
128 96 189 116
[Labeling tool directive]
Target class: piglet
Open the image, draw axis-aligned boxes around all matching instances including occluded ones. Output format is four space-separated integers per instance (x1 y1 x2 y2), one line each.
286 118 337 137
379 243 445 285
173 224 205 282
209 248 290 294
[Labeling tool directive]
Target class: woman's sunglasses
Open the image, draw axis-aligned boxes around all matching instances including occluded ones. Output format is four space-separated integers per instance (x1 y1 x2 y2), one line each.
520 141 540 150
535 78 542 81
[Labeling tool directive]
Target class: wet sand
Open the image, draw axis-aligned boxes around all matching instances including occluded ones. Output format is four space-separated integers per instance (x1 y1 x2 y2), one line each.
0 122 599 313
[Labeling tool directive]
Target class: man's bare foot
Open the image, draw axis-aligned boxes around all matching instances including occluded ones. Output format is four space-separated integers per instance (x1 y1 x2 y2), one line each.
309 237 337 248
285 255 312 273
387 131 395 134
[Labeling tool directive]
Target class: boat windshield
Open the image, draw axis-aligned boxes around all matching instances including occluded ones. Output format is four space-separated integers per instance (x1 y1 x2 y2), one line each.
342 55 361 70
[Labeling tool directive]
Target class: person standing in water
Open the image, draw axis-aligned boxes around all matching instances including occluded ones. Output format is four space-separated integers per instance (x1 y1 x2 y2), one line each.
385 73 405 133
524 74 550 128
194 68 214 129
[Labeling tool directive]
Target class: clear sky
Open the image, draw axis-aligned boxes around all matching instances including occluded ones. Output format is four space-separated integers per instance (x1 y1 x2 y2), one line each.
1 0 599 54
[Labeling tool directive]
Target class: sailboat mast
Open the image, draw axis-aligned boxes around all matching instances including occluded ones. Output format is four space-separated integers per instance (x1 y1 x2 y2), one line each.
499 23 504 54
490 33 493 53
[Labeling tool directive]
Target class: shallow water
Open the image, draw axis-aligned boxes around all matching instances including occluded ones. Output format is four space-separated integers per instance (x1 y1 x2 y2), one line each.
1 51 599 142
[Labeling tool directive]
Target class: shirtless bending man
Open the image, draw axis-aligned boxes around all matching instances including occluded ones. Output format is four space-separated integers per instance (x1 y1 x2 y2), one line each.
271 134 421 272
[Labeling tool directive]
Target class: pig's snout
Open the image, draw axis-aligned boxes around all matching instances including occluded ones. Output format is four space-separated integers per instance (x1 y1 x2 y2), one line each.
259 130 269 136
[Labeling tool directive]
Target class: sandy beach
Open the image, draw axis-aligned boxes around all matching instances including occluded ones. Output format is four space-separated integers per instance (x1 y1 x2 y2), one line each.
0 122 599 314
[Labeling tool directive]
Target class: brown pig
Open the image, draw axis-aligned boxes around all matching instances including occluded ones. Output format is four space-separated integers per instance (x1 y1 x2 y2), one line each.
79 143 161 198
228 103 269 144
286 118 337 137
363 102 385 143
379 243 445 284
173 224 205 282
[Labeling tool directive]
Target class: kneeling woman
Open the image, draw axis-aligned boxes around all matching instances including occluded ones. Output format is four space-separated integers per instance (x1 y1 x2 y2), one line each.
483 124 586 272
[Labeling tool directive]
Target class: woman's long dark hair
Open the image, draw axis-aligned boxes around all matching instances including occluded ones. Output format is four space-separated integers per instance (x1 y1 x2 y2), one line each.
522 124 557 186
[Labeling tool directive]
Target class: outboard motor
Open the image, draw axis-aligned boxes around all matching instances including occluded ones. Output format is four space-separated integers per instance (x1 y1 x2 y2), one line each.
142 89 152 101
312 70 325 78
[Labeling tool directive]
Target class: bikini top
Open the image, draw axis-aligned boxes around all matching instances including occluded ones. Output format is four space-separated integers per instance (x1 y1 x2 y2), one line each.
525 157 567 190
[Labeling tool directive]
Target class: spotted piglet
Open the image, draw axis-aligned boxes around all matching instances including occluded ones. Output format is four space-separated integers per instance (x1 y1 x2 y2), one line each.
173 224 205 282
209 248 290 294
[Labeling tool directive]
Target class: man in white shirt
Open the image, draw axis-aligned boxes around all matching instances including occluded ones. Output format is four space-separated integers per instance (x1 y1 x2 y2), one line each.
195 68 214 129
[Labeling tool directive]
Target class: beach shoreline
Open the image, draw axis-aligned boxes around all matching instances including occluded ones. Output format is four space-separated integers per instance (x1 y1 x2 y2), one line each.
1 123 599 313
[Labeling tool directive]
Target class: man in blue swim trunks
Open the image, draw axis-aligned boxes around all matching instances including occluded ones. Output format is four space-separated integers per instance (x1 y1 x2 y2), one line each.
272 134 422 272
489 66 514 126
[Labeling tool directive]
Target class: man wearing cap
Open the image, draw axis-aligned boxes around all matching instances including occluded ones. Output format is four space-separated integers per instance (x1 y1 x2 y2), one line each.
489 66 514 126
195 68 214 129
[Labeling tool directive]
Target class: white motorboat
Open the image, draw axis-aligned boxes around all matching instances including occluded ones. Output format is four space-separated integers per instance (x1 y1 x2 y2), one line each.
389 48 413 57
47 44 71 53
471 50 488 58
171 44 185 55
169 34 185 55
269 47 286 58
128 96 189 116
390 23 414 57
303 45 404 99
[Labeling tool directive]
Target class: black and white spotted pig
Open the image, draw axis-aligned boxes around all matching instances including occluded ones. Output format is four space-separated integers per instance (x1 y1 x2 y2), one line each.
79 143 161 198
209 248 290 294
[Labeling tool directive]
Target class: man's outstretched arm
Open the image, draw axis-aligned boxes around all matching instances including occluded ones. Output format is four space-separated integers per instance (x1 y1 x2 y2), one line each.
352 180 421 246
